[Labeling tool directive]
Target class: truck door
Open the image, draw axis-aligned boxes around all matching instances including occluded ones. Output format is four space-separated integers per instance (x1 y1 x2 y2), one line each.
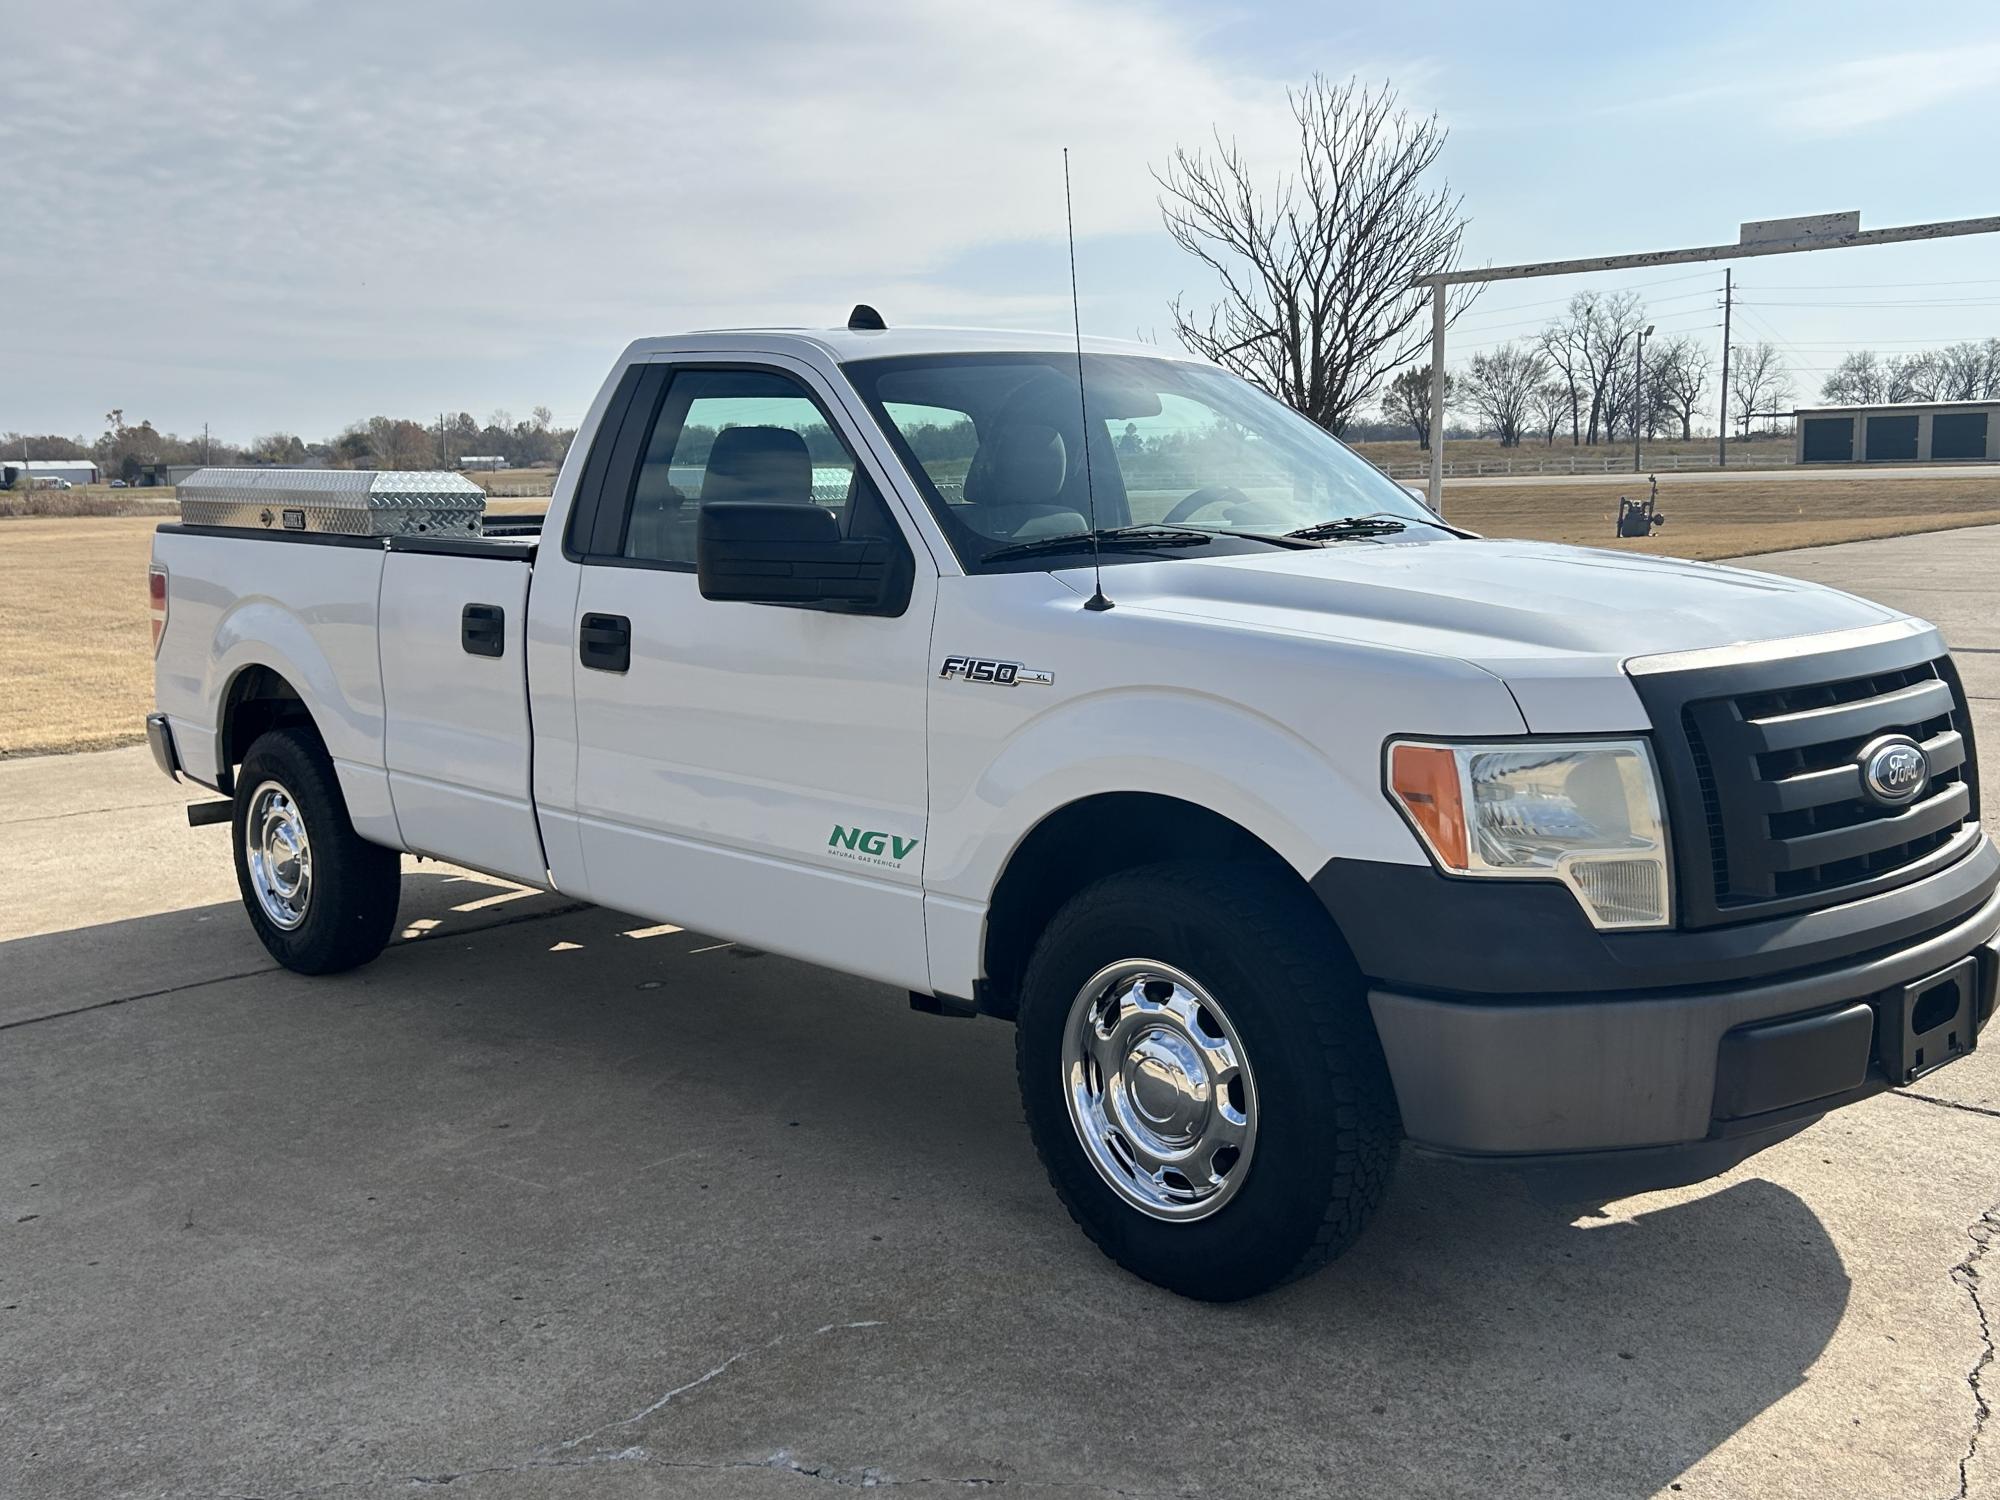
380 550 548 886
557 357 936 990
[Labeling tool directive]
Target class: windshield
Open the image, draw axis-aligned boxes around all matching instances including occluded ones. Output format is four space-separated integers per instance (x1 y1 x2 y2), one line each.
845 351 1449 573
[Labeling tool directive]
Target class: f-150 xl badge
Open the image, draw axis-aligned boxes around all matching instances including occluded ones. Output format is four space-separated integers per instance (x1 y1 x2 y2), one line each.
939 655 1053 687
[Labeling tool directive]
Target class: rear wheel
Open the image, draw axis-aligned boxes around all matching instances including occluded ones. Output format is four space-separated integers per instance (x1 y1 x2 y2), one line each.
232 728 400 974
1016 860 1399 1301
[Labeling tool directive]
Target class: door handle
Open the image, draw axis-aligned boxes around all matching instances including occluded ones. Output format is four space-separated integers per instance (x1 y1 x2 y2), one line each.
579 612 631 673
461 602 505 657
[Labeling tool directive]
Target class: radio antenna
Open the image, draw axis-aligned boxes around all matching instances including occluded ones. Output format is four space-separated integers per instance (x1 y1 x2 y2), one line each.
1064 148 1112 612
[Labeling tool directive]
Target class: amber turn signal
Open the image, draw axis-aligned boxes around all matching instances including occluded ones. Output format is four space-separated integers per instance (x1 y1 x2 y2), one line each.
1389 742 1468 870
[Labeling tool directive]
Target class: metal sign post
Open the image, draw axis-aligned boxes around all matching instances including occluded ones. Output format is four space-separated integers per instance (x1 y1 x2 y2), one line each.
1419 213 2000 513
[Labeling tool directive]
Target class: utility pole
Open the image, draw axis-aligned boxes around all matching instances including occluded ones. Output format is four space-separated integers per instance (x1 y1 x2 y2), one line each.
1633 323 1653 473
203 422 211 465
1426 284 1447 514
1717 269 1732 467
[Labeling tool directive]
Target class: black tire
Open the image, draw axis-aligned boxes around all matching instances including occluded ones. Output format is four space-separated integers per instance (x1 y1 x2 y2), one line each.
232 727 400 975
1015 860 1399 1301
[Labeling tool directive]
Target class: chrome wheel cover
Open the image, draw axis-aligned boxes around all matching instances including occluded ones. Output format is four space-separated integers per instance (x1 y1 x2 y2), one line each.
244 780 312 931
1061 959 1259 1222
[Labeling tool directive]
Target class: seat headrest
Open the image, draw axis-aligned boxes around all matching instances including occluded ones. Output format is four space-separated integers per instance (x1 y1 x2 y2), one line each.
700 426 814 505
963 424 1068 508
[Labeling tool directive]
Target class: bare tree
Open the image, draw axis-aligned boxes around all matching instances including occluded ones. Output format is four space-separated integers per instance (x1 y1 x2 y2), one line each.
1935 338 2000 400
1381 364 1454 448
1727 343 1794 437
1535 316 1587 446
1600 356 1636 444
1885 351 1943 403
1537 291 1646 445
250 432 306 466
1650 336 1711 440
1462 343 1547 447
1528 381 1571 446
1821 350 1888 405
1876 342 2000 404
1582 292 1646 445
366 415 433 469
1157 74 1472 435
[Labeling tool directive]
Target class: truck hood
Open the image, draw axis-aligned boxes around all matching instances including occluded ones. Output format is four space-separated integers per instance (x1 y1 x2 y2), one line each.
1061 536 1912 731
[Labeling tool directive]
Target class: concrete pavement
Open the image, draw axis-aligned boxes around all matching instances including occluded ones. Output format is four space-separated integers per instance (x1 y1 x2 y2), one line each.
3 528 1999 1498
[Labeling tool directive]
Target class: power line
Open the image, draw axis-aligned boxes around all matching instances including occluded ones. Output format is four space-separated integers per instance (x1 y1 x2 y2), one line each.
1738 296 2000 309
1448 309 1724 358
1455 283 1719 330
1741 276 2000 291
1446 267 1728 326
1724 337 1998 348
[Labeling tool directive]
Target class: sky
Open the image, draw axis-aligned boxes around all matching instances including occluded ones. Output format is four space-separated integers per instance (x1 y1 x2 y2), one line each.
4 0 1998 442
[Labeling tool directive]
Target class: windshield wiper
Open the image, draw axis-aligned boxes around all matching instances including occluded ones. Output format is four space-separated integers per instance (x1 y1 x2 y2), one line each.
1185 526 1322 550
981 525 1218 564
1284 513 1411 541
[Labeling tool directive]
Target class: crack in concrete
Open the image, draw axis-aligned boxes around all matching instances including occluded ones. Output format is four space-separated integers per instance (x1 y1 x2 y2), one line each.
1899 1091 2000 1123
193 1318 1199 1497
0 899 593 1034
209 1445 1191 1495
1951 1208 1997 1500
0 796 200 826
0 962 277 1033
551 1320 887 1454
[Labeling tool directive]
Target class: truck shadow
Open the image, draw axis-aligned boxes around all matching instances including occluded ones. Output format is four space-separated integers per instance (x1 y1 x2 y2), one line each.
1 880 1853 1498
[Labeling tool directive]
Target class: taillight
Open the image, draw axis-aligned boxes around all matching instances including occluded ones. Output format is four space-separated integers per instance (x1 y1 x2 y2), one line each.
148 563 168 655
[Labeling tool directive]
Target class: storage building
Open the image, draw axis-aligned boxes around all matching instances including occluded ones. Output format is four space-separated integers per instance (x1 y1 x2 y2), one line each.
1 458 100 486
1794 401 2000 465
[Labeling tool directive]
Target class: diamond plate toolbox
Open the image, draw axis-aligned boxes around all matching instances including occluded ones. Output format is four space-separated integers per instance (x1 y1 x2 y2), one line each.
174 468 488 537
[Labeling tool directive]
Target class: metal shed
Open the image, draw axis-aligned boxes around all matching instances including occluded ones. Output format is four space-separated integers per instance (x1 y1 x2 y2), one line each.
1 459 99 486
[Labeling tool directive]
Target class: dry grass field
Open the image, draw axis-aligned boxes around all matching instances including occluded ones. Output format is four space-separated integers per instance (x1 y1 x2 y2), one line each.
0 483 174 519
3 470 1996 758
1348 435 1795 471
1444 472 2000 559
1 516 162 756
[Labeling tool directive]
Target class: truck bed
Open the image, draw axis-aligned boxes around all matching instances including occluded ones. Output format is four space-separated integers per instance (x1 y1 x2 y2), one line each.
152 516 549 886
156 510 542 561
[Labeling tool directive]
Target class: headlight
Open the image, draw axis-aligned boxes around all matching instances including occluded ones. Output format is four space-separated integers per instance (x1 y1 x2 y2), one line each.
1387 739 1671 930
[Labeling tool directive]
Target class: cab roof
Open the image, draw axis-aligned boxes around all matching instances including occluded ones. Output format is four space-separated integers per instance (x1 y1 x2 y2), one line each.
620 324 1203 367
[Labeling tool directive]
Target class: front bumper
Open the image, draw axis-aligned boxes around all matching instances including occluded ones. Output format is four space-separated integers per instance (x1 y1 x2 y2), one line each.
1335 845 1999 1195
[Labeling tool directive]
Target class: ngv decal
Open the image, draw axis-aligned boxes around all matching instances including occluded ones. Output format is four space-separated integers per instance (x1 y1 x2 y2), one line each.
939 655 1053 687
829 824 919 864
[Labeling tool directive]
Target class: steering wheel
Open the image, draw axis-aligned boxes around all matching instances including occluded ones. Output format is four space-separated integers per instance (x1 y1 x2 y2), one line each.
1161 485 1252 525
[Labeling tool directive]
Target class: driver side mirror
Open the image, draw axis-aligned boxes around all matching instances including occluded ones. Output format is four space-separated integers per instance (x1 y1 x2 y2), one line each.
697 502 911 616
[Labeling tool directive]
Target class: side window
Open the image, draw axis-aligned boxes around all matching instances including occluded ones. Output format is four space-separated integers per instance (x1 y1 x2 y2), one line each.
882 401 978 506
614 368 884 566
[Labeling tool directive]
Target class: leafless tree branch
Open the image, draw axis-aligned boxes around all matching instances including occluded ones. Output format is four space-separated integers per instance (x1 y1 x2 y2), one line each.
1156 75 1473 435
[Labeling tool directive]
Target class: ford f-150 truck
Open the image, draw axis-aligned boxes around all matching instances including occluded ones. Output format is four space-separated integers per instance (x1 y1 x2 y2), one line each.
148 315 1996 1300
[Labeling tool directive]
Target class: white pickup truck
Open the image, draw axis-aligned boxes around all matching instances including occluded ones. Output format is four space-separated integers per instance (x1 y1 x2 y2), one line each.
149 315 1996 1300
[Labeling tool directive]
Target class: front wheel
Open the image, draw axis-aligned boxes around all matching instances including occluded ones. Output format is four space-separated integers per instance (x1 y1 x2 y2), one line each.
232 728 400 975
1016 861 1399 1300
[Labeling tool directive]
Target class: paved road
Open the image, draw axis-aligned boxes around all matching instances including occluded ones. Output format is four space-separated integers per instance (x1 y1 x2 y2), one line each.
3 529 1999 1498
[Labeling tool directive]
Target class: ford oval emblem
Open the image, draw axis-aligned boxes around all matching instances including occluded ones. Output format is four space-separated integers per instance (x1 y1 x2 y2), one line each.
1858 734 1928 807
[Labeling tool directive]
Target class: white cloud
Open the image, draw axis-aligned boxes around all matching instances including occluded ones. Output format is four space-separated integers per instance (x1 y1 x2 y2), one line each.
3 0 1372 431
1585 37 2000 142
1768 42 2000 136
